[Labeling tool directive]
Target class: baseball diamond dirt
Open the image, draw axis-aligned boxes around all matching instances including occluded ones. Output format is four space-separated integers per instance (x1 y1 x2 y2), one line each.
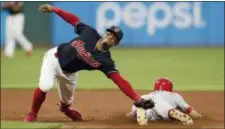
1 89 224 129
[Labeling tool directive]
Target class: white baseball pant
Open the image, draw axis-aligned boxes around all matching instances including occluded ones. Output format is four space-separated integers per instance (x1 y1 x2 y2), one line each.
38 47 78 105
146 100 174 120
4 13 33 58
132 96 174 121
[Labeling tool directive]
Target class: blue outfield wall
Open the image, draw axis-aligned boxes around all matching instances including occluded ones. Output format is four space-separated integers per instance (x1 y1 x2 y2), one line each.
52 2 224 46
0 11 8 44
1 2 224 46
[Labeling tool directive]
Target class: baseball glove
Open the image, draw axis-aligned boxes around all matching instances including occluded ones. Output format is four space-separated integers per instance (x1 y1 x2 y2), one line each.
134 98 155 110
39 4 53 13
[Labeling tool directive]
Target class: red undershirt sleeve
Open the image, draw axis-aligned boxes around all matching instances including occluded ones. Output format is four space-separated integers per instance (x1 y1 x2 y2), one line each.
52 7 80 26
108 72 140 101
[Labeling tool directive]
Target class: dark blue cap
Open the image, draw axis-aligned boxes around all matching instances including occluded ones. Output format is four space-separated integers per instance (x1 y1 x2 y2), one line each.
106 26 124 42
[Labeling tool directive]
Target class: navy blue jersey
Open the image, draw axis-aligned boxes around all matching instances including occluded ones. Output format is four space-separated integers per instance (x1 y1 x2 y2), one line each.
57 22 118 77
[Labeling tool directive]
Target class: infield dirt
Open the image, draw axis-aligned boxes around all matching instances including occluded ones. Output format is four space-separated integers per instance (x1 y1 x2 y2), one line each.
1 89 224 128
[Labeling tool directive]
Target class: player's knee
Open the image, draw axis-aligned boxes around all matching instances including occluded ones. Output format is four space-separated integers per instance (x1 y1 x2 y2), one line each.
39 82 54 92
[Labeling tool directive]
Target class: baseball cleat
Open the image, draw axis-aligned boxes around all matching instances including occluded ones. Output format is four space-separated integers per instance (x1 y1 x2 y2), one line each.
136 107 148 126
60 106 83 121
25 51 32 57
169 109 193 126
24 112 37 122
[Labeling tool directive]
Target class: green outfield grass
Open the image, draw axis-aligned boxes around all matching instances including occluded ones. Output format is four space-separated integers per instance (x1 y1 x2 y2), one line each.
1 121 62 129
1 47 224 128
1 47 224 91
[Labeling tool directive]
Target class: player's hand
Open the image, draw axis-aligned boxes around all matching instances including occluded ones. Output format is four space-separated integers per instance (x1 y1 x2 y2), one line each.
134 98 155 110
39 4 53 13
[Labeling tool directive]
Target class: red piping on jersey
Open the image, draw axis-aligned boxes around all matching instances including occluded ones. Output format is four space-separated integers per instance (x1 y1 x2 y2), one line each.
53 7 80 26
108 72 140 101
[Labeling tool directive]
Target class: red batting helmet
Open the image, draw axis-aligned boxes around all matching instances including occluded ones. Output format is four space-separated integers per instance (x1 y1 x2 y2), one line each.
154 77 173 92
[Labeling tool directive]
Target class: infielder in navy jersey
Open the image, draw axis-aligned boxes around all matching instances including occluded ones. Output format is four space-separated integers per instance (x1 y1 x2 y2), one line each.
24 4 155 122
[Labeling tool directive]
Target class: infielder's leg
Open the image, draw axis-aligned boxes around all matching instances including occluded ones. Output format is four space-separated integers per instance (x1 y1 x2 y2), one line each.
4 16 16 58
55 67 83 121
14 14 33 53
24 47 58 122
56 72 78 106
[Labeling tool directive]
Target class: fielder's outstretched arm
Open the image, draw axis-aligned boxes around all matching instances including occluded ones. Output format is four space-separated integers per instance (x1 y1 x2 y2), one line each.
52 7 80 26
108 72 140 101
39 4 92 35
39 4 80 26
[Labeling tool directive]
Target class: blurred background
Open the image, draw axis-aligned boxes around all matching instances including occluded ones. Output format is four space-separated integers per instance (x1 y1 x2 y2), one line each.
1 2 224 91
1 2 224 46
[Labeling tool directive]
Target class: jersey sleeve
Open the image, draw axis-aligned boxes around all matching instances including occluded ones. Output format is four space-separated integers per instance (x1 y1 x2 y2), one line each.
173 93 190 112
99 58 119 78
74 22 94 35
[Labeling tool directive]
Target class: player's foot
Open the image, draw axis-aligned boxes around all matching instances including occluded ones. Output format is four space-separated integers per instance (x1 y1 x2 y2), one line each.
169 109 193 126
136 107 148 126
59 104 83 121
25 51 32 57
24 112 37 122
